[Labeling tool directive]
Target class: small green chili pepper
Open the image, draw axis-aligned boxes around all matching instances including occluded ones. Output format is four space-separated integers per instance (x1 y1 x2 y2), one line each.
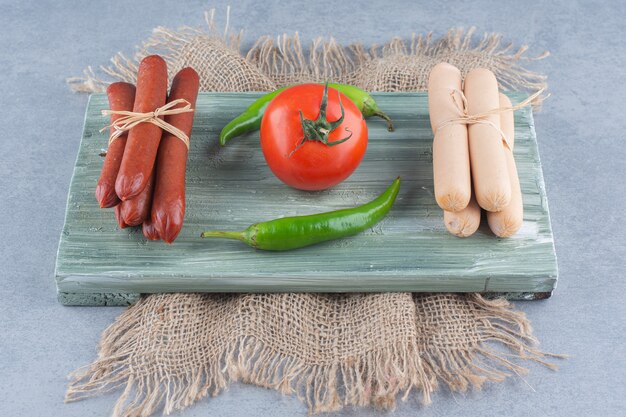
219 83 394 146
201 177 401 251
219 87 288 146
327 83 394 131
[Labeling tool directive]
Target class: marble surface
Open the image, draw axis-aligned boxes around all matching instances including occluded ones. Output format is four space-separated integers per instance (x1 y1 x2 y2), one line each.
0 0 624 416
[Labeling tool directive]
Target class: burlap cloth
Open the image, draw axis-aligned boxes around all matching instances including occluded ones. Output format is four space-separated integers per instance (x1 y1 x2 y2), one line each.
66 12 560 416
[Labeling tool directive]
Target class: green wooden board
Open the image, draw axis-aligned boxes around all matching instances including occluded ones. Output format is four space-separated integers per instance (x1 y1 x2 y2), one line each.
55 92 558 306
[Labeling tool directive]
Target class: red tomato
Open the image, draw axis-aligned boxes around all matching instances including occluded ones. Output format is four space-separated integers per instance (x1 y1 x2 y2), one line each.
260 84 367 191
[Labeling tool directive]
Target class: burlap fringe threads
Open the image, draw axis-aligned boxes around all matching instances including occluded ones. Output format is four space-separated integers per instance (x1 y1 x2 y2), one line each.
67 12 548 104
65 294 562 416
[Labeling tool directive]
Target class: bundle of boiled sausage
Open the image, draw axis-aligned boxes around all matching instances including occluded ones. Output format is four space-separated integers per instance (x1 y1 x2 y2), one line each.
95 55 200 244
428 63 523 238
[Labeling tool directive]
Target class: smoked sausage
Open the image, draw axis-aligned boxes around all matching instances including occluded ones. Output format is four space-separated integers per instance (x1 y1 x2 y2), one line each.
151 67 200 244
120 170 156 227
96 82 136 208
114 204 127 229
115 55 168 201
142 219 160 240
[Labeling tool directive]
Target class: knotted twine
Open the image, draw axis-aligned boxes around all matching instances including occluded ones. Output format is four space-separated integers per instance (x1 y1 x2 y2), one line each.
66 12 562 417
100 98 194 147
437 87 546 150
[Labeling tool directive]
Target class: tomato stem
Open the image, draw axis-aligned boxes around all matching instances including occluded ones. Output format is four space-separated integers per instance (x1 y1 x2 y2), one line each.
289 82 353 157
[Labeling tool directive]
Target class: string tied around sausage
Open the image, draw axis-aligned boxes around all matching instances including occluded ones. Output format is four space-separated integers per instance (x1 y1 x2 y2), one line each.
100 98 194 149
436 88 546 150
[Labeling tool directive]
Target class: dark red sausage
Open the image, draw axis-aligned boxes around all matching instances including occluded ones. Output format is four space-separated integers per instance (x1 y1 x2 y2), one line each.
96 82 136 208
115 55 168 201
142 219 160 240
120 170 156 227
151 68 200 244
114 204 127 229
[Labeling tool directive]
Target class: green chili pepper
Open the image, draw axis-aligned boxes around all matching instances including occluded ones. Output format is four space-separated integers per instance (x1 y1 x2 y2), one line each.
201 177 401 251
327 83 393 131
219 87 288 146
219 83 394 146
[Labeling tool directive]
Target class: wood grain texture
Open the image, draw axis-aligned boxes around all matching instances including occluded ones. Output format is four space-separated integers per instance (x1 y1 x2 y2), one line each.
55 92 558 305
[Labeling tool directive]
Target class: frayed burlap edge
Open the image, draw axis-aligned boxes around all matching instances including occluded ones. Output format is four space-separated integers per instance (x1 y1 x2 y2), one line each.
66 10 248 93
67 11 548 105
65 295 563 416
246 28 549 95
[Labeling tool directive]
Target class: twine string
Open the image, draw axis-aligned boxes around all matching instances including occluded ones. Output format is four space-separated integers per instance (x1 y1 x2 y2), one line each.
100 98 194 148
436 88 546 150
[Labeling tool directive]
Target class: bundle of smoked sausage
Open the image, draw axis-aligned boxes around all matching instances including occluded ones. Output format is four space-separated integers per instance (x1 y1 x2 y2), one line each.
96 55 199 244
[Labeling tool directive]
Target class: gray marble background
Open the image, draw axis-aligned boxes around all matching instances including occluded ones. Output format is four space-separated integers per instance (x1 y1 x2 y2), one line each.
0 0 624 416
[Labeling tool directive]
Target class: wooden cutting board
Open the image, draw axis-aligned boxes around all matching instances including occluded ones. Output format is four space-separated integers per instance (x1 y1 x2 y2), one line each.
55 92 558 306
